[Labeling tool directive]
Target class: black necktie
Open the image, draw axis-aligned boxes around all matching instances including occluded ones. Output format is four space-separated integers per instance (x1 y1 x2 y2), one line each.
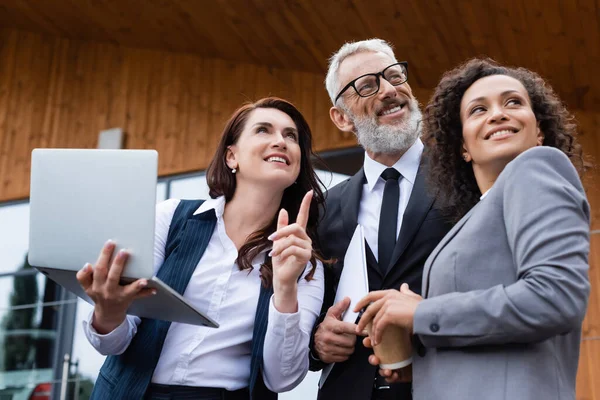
378 168 401 274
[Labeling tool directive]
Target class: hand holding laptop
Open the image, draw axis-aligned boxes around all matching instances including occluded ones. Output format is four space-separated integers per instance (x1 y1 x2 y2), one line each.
76 240 157 334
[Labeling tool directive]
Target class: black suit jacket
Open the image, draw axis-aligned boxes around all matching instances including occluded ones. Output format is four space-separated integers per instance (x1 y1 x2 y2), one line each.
311 159 452 400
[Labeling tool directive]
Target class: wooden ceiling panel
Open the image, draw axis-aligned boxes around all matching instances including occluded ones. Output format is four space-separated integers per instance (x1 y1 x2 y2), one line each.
0 0 598 109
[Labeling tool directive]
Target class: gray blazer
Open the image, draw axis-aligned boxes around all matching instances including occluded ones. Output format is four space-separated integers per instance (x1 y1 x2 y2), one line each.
412 146 590 400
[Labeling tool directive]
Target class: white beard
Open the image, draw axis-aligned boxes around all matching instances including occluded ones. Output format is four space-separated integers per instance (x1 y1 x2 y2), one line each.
350 98 422 154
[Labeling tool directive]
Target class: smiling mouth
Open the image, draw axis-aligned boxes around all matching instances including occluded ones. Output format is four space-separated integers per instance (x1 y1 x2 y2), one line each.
486 129 518 140
377 102 407 117
265 156 289 165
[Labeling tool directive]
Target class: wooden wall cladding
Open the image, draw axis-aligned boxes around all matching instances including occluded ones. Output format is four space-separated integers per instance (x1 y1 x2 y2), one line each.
0 29 363 202
0 0 598 111
578 234 600 399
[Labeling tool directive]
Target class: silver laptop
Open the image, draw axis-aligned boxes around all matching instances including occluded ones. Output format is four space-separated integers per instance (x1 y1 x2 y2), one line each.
28 149 218 327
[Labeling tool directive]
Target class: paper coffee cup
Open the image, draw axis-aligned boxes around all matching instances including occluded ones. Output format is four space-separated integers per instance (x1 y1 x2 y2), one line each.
367 323 413 370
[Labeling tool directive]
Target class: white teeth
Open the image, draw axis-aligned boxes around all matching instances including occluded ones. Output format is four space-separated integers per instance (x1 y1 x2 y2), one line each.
489 130 515 139
267 156 287 164
381 106 402 116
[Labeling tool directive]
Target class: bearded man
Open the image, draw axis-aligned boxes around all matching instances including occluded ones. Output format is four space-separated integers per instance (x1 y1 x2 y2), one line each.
309 39 452 400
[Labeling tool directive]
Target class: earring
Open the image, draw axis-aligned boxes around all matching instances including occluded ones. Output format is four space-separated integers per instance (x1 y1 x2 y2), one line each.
231 168 237 174
463 154 468 161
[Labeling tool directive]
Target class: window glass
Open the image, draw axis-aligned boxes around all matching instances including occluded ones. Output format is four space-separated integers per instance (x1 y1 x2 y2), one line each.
156 182 167 203
0 203 30 274
169 175 210 200
316 170 349 190
0 273 59 398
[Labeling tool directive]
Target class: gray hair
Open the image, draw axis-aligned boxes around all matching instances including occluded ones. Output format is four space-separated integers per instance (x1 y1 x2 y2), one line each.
325 38 398 105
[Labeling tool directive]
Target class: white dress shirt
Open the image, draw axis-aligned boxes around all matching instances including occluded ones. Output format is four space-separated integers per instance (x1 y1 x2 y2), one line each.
83 196 324 392
358 138 424 262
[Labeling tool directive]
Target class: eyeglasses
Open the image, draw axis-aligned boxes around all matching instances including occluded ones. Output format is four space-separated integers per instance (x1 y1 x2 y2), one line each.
334 62 409 104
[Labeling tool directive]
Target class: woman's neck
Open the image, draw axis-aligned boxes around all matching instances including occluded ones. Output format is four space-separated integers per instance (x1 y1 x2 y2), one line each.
472 160 508 195
223 182 284 249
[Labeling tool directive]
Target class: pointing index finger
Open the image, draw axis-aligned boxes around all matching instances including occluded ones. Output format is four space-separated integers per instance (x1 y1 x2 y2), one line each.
296 190 313 229
277 208 289 231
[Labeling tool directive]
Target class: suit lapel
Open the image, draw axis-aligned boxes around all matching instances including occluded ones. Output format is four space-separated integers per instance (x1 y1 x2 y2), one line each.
340 168 365 240
421 205 478 297
384 161 432 280
341 169 384 280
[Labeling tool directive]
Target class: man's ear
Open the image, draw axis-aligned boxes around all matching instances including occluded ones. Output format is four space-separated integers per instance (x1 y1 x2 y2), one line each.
225 146 238 170
330 106 355 133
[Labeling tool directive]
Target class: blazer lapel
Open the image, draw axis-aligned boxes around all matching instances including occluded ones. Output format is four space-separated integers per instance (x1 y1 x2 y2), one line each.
157 208 217 295
249 266 274 399
384 161 432 279
421 205 478 297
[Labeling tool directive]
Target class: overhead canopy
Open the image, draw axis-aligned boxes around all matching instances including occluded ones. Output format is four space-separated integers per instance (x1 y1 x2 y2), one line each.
0 0 597 109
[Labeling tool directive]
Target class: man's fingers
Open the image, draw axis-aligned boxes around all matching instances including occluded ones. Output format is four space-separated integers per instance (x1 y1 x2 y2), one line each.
322 353 353 364
323 330 357 348
327 297 351 319
296 190 313 229
315 341 355 363
331 320 360 336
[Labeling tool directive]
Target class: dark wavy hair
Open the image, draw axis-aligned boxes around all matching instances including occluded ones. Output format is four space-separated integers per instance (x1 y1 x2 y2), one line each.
423 58 589 223
206 97 328 287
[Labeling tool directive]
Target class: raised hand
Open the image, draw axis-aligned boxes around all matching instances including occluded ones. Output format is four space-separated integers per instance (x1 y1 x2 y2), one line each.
76 240 156 334
354 283 422 345
313 297 360 364
269 190 314 313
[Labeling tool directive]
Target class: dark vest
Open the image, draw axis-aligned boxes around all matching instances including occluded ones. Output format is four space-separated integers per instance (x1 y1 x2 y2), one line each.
90 200 277 400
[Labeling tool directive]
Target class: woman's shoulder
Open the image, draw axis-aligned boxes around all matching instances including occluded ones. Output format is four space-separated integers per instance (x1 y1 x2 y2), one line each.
156 198 181 215
503 146 580 184
493 146 586 206
156 199 214 215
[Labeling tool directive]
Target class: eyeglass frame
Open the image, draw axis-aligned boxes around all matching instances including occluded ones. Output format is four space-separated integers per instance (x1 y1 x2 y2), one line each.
334 61 409 104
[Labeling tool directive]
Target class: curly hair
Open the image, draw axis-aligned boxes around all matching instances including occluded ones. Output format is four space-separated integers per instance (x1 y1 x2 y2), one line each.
423 58 589 223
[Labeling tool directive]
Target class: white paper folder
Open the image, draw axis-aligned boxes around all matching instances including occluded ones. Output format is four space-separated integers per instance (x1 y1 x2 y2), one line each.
319 224 369 388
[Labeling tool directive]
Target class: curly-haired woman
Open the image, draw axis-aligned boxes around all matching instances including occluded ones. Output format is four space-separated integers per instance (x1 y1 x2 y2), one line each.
355 58 591 400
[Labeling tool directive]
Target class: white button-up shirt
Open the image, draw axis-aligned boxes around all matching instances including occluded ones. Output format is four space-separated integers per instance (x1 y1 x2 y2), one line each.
83 196 324 392
358 138 424 261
